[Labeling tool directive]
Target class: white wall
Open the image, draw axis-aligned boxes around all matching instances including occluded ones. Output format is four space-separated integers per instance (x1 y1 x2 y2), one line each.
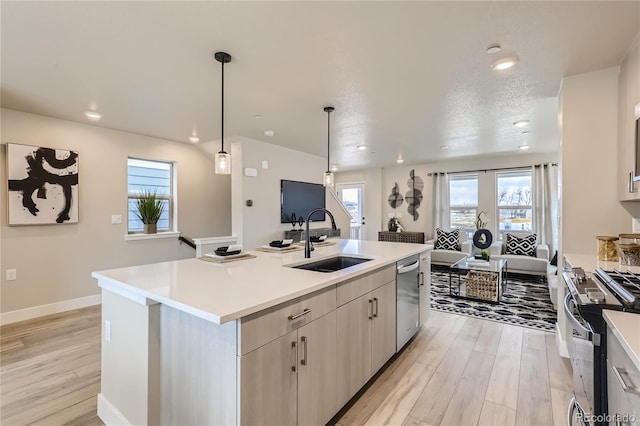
1 109 231 314
560 67 631 256
231 137 350 250
338 153 558 241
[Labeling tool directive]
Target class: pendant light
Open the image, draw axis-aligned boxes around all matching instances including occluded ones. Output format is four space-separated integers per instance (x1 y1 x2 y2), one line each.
214 51 232 174
323 106 335 187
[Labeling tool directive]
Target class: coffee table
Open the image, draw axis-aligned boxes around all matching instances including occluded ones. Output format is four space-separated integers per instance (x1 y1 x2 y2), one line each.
449 258 508 303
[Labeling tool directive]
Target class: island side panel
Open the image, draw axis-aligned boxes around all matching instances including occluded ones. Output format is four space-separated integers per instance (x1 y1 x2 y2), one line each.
159 304 238 425
99 289 160 426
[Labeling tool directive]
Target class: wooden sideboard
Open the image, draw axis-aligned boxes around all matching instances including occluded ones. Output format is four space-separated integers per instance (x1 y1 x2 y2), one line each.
378 231 425 244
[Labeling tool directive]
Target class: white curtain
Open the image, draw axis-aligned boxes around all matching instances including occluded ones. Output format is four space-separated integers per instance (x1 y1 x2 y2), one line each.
432 173 450 232
532 164 558 256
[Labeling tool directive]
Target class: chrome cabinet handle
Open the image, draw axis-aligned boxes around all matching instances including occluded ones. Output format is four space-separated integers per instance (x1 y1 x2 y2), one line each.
291 341 298 372
373 297 379 318
288 308 311 321
301 336 308 366
612 364 640 395
419 271 425 286
630 172 636 193
369 299 373 320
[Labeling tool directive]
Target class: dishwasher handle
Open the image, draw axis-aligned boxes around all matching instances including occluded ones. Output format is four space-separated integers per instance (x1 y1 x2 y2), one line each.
397 260 419 274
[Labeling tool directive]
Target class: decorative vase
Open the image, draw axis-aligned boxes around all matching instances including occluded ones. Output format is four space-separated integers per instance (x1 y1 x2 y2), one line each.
143 223 157 234
388 218 398 232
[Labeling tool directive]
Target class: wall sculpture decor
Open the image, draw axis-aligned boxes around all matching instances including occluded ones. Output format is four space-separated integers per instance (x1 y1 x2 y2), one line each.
387 182 404 208
405 169 424 221
7 143 79 225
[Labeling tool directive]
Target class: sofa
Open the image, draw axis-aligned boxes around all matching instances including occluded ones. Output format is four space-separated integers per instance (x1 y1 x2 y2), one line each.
426 228 473 266
489 231 558 305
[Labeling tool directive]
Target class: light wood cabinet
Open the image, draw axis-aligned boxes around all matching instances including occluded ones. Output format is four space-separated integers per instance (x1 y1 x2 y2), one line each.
606 322 640 425
617 36 640 201
419 250 431 326
240 330 298 426
297 311 337 426
336 293 373 407
336 280 396 407
371 281 397 373
240 310 337 426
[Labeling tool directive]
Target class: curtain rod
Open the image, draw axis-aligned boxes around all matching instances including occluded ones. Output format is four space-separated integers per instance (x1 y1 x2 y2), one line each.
427 162 557 176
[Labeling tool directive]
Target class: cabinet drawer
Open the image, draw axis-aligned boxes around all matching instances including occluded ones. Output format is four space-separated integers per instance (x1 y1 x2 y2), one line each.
240 286 336 355
337 265 395 306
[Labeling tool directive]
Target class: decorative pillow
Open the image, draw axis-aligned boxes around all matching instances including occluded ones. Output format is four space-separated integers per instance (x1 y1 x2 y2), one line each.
505 233 537 257
434 228 460 251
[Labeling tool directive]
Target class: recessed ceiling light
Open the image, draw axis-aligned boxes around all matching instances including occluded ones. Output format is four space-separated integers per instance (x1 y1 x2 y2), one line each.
255 115 263 119
264 130 275 137
513 120 530 128
440 145 449 149
331 164 338 172
84 111 101 121
397 157 405 164
491 56 519 71
519 145 530 150
189 135 200 143
357 145 367 151
486 44 501 55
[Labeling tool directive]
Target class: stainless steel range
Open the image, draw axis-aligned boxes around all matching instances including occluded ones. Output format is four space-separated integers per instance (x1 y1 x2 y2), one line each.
564 266 640 425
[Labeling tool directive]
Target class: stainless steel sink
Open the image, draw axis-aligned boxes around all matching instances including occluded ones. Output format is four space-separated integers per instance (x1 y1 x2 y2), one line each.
291 256 373 273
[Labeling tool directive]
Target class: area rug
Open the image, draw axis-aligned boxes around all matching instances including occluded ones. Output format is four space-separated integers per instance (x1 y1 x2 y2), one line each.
430 267 557 332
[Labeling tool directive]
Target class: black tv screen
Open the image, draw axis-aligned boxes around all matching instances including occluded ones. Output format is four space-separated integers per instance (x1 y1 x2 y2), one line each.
281 180 326 224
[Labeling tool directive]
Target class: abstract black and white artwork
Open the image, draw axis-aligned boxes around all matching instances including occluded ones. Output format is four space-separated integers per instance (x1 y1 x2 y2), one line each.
7 143 79 225
387 182 404 208
405 169 424 221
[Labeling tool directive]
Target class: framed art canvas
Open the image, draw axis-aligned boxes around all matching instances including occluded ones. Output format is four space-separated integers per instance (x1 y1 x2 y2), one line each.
7 143 79 225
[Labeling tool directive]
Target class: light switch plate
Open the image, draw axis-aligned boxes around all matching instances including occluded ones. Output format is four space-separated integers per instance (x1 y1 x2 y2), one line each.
244 168 258 177
111 215 122 224
261 160 269 169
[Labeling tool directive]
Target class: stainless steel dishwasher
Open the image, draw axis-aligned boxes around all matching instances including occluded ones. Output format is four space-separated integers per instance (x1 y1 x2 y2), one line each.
397 254 421 351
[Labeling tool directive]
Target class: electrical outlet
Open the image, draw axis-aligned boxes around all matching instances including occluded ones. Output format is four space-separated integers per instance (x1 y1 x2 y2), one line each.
111 215 122 224
104 320 111 342
6 269 16 281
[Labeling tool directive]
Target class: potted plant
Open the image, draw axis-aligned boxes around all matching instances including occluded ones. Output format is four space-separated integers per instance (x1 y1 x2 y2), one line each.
134 190 165 234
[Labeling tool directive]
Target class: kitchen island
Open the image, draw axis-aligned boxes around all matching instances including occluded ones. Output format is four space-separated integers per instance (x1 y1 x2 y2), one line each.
92 239 431 426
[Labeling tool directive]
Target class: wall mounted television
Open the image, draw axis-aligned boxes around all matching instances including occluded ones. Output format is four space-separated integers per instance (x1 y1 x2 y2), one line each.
280 179 326 224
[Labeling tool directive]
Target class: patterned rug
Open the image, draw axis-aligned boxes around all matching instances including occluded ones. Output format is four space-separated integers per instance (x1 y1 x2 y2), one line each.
430 267 557 332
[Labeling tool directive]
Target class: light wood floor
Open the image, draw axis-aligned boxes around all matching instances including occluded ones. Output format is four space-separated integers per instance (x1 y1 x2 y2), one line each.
1 306 104 426
0 306 572 426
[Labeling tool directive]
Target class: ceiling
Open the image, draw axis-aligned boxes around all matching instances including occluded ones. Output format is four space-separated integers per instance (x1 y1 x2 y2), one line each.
2 2 638 171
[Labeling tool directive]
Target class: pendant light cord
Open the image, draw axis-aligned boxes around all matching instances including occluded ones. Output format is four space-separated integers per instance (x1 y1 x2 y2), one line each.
327 109 330 171
221 60 225 153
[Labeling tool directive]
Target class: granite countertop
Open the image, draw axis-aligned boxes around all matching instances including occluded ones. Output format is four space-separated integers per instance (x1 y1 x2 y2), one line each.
603 310 640 372
93 239 432 325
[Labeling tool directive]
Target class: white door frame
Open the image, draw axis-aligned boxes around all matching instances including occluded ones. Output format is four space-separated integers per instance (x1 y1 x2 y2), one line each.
336 182 366 241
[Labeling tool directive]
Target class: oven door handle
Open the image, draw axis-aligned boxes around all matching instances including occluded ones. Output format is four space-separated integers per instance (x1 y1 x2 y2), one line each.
563 293 593 341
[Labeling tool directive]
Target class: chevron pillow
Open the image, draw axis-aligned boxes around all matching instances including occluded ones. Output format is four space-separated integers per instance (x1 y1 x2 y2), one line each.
505 233 537 257
434 228 460 251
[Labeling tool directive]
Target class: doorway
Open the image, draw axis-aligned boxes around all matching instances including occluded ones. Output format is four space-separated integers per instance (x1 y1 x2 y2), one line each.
337 183 365 240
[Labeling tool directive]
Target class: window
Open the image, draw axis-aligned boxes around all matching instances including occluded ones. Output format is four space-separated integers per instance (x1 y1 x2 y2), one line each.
449 174 478 232
127 158 173 233
497 170 532 232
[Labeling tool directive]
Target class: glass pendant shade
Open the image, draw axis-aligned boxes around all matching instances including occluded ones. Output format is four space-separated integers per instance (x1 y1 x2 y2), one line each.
324 171 334 187
215 151 231 174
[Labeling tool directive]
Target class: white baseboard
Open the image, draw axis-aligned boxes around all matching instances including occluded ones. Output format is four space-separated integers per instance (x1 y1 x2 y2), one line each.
0 294 101 326
97 393 131 426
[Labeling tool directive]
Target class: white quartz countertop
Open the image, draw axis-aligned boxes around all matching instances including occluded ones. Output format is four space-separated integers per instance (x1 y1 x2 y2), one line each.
603 310 640 372
563 252 640 274
93 239 431 325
